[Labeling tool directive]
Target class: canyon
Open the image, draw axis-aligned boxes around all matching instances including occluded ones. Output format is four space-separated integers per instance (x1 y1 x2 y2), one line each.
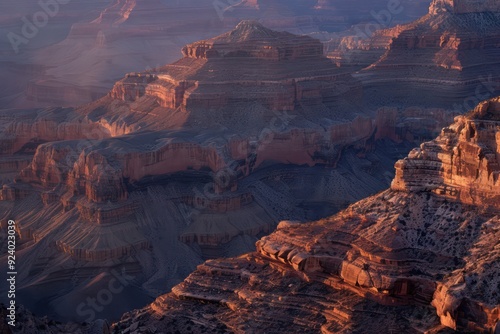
113 97 500 334
13 94 498 333
1 0 430 108
0 1 499 332
0 21 421 323
331 0 500 110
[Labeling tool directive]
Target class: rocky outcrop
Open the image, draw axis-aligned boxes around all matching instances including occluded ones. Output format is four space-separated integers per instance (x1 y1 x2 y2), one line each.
113 97 500 333
115 253 444 334
392 97 500 209
432 215 500 332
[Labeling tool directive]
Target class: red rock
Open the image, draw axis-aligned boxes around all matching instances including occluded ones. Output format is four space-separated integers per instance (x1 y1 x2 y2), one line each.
0 23 395 322
112 97 500 333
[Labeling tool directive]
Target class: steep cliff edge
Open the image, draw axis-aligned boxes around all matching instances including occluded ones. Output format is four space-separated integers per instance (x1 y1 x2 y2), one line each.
114 97 500 333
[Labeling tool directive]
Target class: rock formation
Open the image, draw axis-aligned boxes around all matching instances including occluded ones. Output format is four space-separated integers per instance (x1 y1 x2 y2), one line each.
339 0 500 109
113 97 500 333
0 22 420 323
392 97 500 208
181 20 323 60
1 0 431 109
108 20 362 122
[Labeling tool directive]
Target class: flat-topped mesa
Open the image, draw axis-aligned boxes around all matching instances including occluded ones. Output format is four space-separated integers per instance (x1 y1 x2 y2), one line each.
430 0 500 14
392 96 500 209
182 20 323 60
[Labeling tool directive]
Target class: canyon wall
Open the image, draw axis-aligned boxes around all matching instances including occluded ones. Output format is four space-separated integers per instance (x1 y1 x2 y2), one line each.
0 20 482 328
112 97 500 333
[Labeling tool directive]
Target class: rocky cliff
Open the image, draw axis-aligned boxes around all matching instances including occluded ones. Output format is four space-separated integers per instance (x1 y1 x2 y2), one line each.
113 97 500 333
392 97 500 208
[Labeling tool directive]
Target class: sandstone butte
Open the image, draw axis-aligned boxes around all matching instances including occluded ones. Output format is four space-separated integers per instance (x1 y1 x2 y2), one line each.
330 0 500 109
0 21 426 322
110 97 500 334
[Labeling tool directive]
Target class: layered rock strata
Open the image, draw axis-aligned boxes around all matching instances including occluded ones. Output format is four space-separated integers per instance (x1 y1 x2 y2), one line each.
13 0 430 108
331 0 500 109
109 20 362 118
0 22 416 322
114 97 500 333
392 97 500 208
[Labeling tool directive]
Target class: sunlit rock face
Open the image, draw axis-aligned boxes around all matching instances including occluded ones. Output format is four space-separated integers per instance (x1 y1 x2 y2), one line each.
113 97 500 334
392 97 500 209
